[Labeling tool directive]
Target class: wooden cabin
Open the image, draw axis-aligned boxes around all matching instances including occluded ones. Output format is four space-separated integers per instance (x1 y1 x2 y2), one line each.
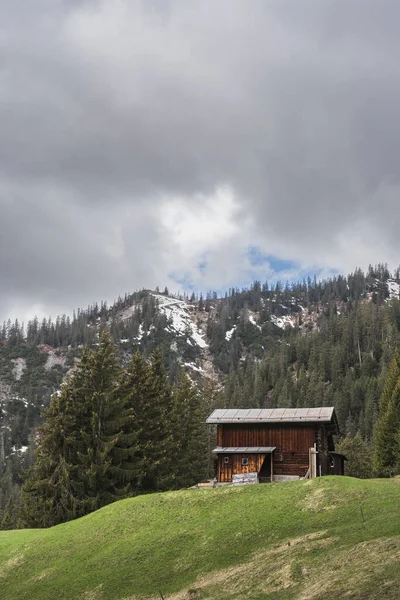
206 407 346 483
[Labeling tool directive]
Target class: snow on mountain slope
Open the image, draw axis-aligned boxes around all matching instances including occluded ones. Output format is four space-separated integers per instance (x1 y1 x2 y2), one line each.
151 294 208 348
11 358 26 381
248 313 261 330
387 279 400 299
225 325 236 341
44 351 66 371
271 314 296 329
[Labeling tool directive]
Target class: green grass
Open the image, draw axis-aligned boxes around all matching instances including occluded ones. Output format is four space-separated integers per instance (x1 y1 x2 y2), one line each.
1 477 399 600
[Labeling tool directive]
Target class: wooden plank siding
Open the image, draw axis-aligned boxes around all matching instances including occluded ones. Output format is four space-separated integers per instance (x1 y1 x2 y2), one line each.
216 424 317 481
218 424 315 451
218 454 266 483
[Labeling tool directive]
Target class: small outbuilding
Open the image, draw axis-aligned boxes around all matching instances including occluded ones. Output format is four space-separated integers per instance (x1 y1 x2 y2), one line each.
206 407 346 483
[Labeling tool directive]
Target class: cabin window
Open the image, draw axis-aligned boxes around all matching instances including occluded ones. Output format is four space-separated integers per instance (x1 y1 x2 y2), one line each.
224 456 230 464
242 457 249 466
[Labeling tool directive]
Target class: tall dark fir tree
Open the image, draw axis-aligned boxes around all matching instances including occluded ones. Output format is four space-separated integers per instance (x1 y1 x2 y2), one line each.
22 331 135 527
373 351 400 477
120 349 174 492
170 370 210 488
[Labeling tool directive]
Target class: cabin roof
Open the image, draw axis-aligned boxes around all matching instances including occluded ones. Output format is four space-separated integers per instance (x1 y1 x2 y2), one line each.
207 407 337 425
212 446 276 454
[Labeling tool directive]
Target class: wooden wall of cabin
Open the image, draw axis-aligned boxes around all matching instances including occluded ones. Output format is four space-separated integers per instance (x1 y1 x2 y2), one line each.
217 454 266 483
217 424 316 479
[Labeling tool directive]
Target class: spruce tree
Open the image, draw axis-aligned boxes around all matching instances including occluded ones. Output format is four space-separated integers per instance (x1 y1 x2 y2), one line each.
22 331 135 527
336 433 372 478
118 350 149 491
22 386 85 527
373 352 400 477
76 330 135 508
171 371 209 488
121 349 173 492
143 348 174 491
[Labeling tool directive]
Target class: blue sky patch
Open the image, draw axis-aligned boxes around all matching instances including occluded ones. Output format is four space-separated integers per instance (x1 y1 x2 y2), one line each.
247 246 298 272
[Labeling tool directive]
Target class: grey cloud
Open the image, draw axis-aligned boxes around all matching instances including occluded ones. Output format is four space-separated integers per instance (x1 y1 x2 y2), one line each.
1 0 400 320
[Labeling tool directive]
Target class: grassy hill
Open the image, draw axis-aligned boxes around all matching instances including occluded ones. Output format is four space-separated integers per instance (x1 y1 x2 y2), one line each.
1 477 399 600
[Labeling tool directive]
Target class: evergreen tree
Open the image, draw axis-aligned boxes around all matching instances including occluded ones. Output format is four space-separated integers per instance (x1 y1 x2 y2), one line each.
171 371 209 488
22 331 135 527
121 348 173 492
77 330 135 508
373 352 400 477
22 386 84 528
336 433 372 478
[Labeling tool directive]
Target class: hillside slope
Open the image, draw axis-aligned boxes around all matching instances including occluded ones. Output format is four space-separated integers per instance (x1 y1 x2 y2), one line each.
1 477 399 600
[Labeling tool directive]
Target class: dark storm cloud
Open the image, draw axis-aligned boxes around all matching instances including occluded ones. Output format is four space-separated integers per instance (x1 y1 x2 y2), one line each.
1 0 400 320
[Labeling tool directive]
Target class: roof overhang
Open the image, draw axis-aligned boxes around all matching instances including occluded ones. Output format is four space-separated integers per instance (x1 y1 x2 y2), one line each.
212 446 276 454
207 407 340 434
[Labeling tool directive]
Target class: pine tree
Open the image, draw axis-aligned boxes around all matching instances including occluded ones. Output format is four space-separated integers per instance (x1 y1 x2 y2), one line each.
336 433 372 478
22 331 135 527
22 386 85 528
77 330 135 508
121 348 173 492
171 371 209 488
118 350 149 491
373 352 400 477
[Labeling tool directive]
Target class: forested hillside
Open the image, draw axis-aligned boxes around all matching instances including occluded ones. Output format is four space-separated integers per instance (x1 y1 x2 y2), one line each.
1 264 400 527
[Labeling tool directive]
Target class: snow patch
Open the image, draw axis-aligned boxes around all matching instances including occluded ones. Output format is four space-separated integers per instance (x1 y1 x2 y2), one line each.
118 304 138 321
387 279 400 299
11 358 26 381
184 362 204 374
44 351 66 371
225 326 236 341
11 445 28 454
152 294 208 348
248 313 262 331
271 314 296 329
132 323 144 342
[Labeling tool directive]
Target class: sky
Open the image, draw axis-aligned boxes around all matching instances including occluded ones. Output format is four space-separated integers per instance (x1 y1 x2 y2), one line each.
1 0 400 322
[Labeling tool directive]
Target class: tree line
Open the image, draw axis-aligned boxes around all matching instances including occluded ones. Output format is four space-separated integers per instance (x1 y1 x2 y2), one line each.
2 263 399 351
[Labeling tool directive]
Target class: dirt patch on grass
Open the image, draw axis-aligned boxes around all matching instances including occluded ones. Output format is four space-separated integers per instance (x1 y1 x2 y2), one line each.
167 531 331 599
300 485 326 510
0 554 24 579
83 584 104 600
166 534 400 600
299 484 348 512
297 537 400 600
274 530 329 551
32 570 52 582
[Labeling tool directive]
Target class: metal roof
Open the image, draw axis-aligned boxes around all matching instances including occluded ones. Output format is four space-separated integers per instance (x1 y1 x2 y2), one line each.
212 446 276 454
206 407 336 424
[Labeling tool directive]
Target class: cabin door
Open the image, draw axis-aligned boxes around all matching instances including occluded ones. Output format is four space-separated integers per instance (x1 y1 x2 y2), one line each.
258 455 272 483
